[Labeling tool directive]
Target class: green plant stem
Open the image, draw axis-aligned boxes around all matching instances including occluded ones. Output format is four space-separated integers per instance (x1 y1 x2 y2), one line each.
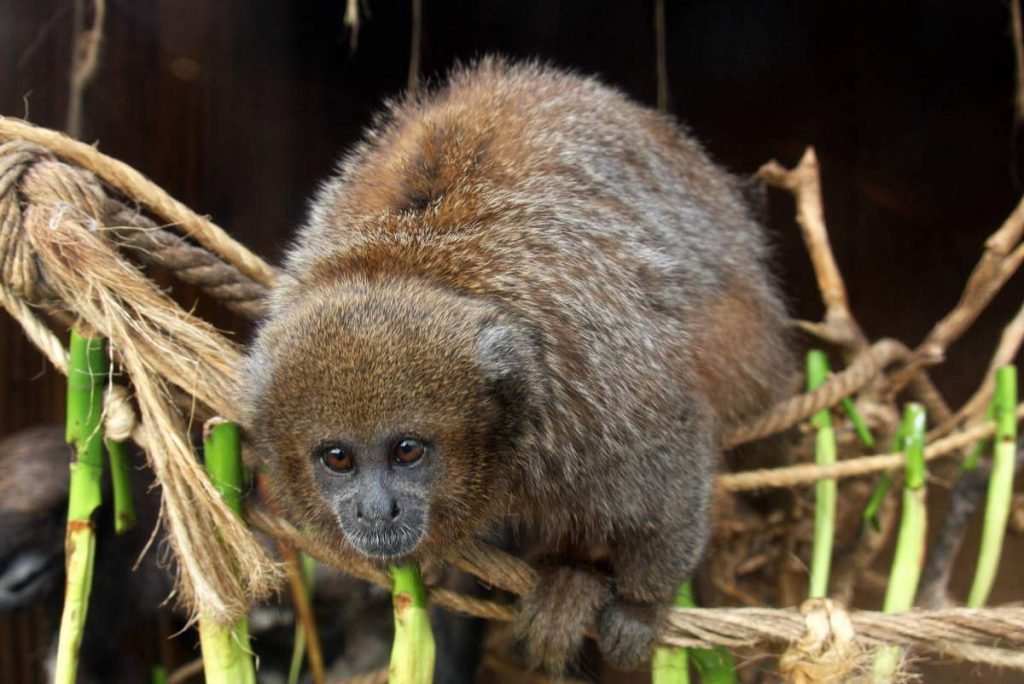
104 436 137 534
840 396 876 448
287 552 318 684
861 420 913 533
54 331 108 684
389 564 435 684
651 639 689 683
200 421 256 684
873 403 927 682
861 472 892 532
652 582 692 684
967 365 1018 607
667 582 737 684
961 402 995 473
807 350 837 599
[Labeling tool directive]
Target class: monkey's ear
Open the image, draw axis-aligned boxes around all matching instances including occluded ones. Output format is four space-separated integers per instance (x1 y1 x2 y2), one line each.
474 321 540 414
475 322 532 382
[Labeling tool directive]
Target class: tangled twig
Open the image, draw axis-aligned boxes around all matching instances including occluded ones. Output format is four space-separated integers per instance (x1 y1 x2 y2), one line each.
760 148 868 357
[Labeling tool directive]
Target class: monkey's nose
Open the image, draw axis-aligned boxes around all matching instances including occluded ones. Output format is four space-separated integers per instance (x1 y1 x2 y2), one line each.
355 497 402 525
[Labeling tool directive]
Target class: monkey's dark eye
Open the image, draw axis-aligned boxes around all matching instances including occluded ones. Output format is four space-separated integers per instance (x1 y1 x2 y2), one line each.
319 445 353 473
392 438 425 465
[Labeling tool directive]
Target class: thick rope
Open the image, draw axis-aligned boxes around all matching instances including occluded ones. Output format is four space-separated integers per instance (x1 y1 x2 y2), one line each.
250 510 1024 669
778 599 864 683
27 206 279 622
0 117 278 287
717 405 1024 491
0 142 282 622
0 283 68 373
722 338 908 449
107 218 266 319
0 138 265 316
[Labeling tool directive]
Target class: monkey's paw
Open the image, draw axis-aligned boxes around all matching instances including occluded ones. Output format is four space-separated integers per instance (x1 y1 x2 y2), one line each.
597 599 660 670
514 566 610 673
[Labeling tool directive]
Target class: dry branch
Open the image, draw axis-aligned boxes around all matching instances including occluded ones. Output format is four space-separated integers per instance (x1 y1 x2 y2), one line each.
759 148 868 356
65 0 105 139
896 195 1024 384
933 299 1024 437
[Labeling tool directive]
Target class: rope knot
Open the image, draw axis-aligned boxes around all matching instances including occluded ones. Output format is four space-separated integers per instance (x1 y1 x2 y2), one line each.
780 598 864 683
103 384 137 442
0 140 111 303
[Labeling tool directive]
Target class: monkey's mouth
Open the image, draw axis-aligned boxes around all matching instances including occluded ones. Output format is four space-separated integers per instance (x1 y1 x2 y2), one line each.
341 524 426 561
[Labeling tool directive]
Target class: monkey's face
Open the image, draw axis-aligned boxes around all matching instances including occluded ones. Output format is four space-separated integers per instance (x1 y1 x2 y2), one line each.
244 280 534 562
308 433 435 558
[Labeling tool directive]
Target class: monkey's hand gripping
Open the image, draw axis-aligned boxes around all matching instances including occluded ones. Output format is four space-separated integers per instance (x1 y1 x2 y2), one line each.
513 566 667 673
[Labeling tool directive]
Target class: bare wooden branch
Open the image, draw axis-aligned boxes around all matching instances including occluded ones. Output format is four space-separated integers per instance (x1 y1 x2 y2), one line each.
345 0 361 52
911 196 1024 370
655 0 668 112
279 541 326 684
932 299 1024 438
408 0 422 93
65 0 105 139
759 147 868 357
1013 0 1024 122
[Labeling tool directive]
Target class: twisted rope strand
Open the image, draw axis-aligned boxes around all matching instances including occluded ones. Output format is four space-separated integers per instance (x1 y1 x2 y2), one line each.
0 117 277 287
250 510 1024 668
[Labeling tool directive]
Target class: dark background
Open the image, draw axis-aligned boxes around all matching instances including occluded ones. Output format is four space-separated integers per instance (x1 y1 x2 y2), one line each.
1 1 1022 682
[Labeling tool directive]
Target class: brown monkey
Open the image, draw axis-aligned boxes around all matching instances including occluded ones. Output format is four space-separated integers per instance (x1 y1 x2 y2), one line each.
242 58 792 673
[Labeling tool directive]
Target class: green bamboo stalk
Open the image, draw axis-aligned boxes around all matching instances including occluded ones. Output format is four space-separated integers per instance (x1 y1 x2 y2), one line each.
389 564 435 684
861 473 892 533
675 582 737 684
651 639 689 683
54 330 108 684
967 365 1018 608
104 436 137 534
150 665 168 684
861 421 912 532
807 350 837 599
840 396 876 448
961 402 994 473
200 420 256 684
872 403 927 682
652 582 691 684
287 552 317 684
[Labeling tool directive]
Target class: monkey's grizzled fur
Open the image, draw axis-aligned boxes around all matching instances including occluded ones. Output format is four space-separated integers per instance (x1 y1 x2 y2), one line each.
242 58 792 673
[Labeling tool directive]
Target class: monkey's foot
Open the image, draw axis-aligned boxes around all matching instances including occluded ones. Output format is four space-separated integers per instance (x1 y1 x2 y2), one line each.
597 599 660 670
514 566 609 673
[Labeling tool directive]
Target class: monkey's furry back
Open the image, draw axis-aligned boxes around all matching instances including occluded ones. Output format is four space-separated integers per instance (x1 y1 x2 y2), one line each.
269 57 791 533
